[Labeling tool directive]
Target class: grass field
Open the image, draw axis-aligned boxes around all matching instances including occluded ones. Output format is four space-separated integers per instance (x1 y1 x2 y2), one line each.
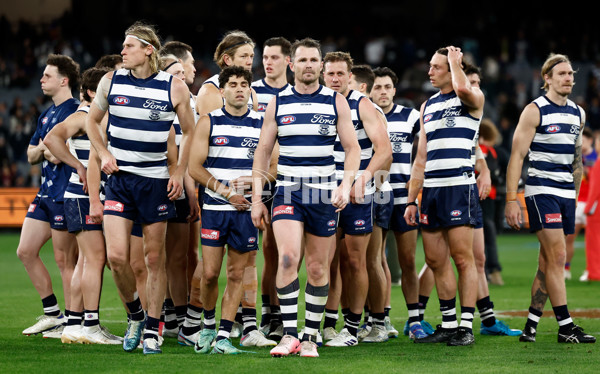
0 230 598 373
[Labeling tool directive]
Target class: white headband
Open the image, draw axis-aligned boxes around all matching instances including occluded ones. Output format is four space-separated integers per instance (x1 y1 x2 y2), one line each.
126 34 151 46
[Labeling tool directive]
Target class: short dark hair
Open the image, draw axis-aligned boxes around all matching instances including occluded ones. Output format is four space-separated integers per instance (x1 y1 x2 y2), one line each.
94 54 123 69
264 37 292 57
290 38 321 61
373 66 398 86
160 41 193 61
583 126 593 139
463 62 481 79
351 64 375 93
323 51 353 71
81 67 110 102
47 54 80 91
218 65 253 88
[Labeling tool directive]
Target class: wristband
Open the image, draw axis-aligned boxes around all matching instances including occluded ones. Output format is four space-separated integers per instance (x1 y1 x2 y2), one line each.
406 201 418 207
506 200 518 204
226 189 237 200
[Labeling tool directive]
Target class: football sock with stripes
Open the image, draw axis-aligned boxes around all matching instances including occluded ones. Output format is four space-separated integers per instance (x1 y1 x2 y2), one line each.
477 296 497 327
302 282 328 342
42 294 61 317
277 278 300 338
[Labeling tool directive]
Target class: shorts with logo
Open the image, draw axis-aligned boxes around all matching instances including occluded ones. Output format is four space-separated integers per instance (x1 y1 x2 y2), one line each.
26 195 68 230
270 185 338 237
419 184 478 230
103 171 175 224
64 198 103 233
200 209 258 252
373 190 394 230
474 202 483 229
339 195 374 235
390 204 419 233
168 196 191 224
525 194 575 235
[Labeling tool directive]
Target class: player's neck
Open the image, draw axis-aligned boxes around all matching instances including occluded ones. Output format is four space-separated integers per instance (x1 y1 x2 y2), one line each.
130 64 154 80
294 80 320 94
51 89 73 106
264 76 287 89
224 103 247 117
546 90 568 106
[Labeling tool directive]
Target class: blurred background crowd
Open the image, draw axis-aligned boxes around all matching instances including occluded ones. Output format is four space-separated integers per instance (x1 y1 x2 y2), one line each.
2 1 600 189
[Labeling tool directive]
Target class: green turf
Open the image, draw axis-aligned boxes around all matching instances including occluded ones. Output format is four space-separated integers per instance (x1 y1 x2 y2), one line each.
1 230 598 373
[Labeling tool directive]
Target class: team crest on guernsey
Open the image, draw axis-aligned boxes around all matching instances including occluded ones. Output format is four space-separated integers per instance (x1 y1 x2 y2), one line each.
445 117 456 127
149 110 161 121
319 123 329 135
393 142 403 153
247 148 255 159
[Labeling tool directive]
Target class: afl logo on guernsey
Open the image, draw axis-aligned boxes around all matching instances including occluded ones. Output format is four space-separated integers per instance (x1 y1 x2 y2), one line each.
113 96 130 105
258 103 267 112
281 115 296 124
546 125 561 133
423 114 433 123
213 136 229 145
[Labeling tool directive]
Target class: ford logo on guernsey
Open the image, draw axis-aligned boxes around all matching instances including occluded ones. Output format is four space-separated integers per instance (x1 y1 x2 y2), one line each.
546 125 561 133
450 210 462 217
281 115 296 124
113 96 130 105
157 204 168 212
213 136 229 145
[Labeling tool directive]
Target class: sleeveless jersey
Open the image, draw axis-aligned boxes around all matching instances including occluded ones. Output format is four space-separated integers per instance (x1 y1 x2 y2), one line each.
525 95 583 199
29 97 80 201
251 78 290 115
386 104 420 204
422 91 481 188
107 69 175 179
275 85 338 189
333 90 374 194
202 108 263 211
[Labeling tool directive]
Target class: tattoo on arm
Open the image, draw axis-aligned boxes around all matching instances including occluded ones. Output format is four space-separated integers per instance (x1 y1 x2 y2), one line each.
573 143 583 198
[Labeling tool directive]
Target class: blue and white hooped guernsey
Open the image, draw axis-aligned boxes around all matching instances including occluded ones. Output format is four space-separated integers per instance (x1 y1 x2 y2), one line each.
251 79 291 116
203 108 263 211
64 106 105 200
386 103 420 204
422 91 481 188
275 85 338 189
107 69 176 179
204 73 254 110
524 95 582 199
333 90 375 194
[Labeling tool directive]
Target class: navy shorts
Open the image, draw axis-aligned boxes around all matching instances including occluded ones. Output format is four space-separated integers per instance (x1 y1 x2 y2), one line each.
103 171 176 224
26 195 67 230
200 209 258 252
64 198 103 233
271 185 338 237
390 204 419 233
474 202 483 229
374 190 394 230
525 194 576 235
420 184 479 230
338 196 374 235
168 196 191 224
131 222 143 238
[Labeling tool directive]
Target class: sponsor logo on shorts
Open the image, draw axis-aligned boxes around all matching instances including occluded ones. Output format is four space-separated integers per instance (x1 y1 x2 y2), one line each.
354 219 365 226
213 136 229 145
327 220 336 227
85 215 100 225
104 200 124 212
280 115 296 124
248 237 257 244
157 204 168 212
54 215 64 222
545 213 562 223
450 210 462 217
546 125 561 133
273 205 294 216
421 214 428 225
201 228 220 240
28 204 37 213
113 96 130 105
